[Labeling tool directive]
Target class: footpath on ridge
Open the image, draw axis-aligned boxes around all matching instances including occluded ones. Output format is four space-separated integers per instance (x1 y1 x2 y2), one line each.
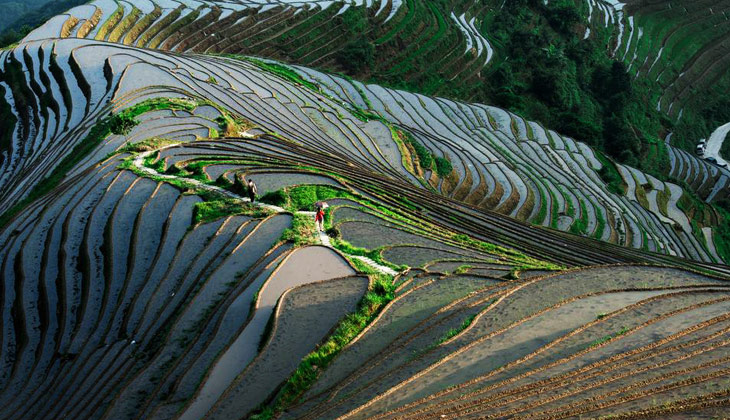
134 149 400 277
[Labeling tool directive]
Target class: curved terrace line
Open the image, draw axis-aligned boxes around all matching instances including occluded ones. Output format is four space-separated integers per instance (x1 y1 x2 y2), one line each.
132 147 400 276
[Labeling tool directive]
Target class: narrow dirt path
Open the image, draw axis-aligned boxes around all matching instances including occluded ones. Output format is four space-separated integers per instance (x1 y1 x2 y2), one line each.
133 149 401 276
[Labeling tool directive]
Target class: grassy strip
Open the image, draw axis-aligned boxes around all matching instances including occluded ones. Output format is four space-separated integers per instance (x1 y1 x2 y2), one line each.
451 233 563 271
595 150 627 196
148 6 201 49
94 4 124 41
261 184 357 212
569 199 589 235
246 58 319 91
438 314 477 344
280 213 319 247
453 264 472 275
124 5 162 45
108 6 141 43
588 326 629 348
331 238 407 273
192 199 270 224
261 184 559 270
112 137 181 156
0 97 213 228
137 5 182 47
593 202 606 240
534 184 548 225
253 273 396 419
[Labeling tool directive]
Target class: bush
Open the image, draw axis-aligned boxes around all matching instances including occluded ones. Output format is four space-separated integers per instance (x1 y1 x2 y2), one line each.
434 157 453 177
260 190 288 207
110 113 139 135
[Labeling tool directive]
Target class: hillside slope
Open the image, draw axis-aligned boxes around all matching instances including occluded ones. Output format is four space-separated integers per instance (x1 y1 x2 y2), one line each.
1 2 730 419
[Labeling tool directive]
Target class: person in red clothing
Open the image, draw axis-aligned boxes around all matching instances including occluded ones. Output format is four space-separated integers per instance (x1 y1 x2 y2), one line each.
315 207 325 231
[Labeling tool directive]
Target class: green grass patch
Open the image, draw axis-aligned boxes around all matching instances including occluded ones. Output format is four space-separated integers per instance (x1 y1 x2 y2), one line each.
280 213 319 247
246 58 319 92
588 326 629 348
434 156 453 177
332 238 407 273
192 199 270 224
259 274 396 416
453 265 472 275
261 184 357 212
593 203 606 240
438 314 477 344
569 199 589 235
595 151 627 196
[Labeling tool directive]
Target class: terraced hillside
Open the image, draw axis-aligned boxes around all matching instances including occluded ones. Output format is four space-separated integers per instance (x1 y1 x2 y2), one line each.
1 3 730 420
27 0 730 116
23 0 493 88
1 37 727 263
24 1 730 168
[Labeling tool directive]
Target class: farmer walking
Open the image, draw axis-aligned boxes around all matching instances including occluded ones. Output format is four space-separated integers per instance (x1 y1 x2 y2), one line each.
248 179 258 203
314 201 327 231
315 206 325 231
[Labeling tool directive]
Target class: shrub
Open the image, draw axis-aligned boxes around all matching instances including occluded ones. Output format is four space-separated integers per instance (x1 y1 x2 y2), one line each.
325 226 340 239
260 190 288 207
110 113 139 135
434 157 453 177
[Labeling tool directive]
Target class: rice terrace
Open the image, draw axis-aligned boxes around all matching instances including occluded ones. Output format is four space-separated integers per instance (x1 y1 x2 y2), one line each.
2 0 730 418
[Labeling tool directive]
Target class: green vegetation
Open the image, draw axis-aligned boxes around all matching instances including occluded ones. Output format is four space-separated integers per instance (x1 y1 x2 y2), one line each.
331 238 407 273
261 185 356 212
588 326 630 348
595 151 627 196
399 128 432 171
192 199 270 224
113 138 181 155
569 199 589 236
452 233 563 271
0 97 210 228
280 213 319 247
255 274 396 418
215 113 254 137
247 58 319 91
438 314 477 344
453 265 471 275
110 113 139 135
434 156 453 177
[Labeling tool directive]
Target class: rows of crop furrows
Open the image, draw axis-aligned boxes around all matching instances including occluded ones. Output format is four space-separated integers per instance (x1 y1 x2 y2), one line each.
0 109 420 418
667 142 730 202
605 0 730 118
24 0 497 89
3 33 730 420
0 39 117 214
150 134 730 276
289 64 726 263
278 265 730 419
0 93 570 419
4 37 727 268
25 0 730 118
